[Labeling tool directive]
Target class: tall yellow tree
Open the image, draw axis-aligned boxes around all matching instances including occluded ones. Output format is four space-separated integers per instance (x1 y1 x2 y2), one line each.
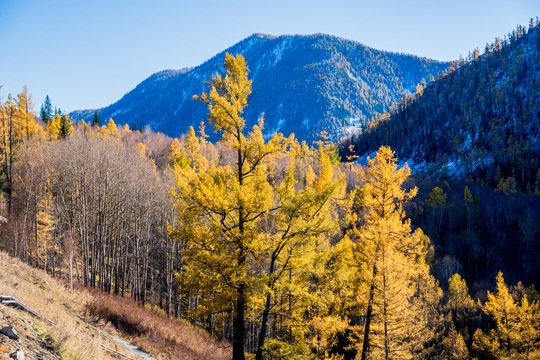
16 85 34 143
1 89 44 209
448 273 477 335
97 118 119 138
353 146 441 360
252 144 346 360
0 96 19 209
47 114 62 139
483 272 520 352
174 53 287 360
476 271 540 358
172 53 345 359
518 294 540 359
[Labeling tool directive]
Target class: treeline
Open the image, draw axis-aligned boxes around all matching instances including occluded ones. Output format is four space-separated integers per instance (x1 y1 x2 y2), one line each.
0 54 539 360
341 19 540 193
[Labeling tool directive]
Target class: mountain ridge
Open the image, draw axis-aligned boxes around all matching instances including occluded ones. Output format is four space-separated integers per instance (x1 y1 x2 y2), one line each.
70 33 449 142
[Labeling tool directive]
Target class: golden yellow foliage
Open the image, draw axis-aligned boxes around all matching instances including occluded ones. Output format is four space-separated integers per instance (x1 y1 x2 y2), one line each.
47 114 62 139
97 118 120 138
173 53 345 360
134 142 147 157
351 146 441 360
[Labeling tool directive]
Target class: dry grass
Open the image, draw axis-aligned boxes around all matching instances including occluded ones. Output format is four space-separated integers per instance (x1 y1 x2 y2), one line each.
0 250 231 360
86 292 231 360
0 251 135 360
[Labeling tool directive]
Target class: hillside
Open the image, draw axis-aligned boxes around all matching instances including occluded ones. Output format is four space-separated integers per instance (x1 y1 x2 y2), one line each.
0 251 126 359
341 21 540 190
0 251 230 360
69 33 448 142
338 21 540 300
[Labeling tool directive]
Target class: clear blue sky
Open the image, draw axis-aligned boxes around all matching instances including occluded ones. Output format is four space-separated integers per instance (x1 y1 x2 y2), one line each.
0 0 538 113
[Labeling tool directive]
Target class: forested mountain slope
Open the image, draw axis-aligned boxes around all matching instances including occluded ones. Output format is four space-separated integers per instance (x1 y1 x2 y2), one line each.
342 21 540 191
70 33 448 142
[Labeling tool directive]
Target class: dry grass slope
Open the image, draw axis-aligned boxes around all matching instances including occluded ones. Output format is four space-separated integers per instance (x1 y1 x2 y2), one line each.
0 251 129 359
86 293 231 360
0 251 231 360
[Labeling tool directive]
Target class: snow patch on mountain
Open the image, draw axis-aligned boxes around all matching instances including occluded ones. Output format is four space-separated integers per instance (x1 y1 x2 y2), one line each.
342 117 364 136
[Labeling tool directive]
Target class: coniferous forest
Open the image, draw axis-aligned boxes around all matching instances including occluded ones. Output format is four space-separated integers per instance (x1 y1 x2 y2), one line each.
1 21 540 360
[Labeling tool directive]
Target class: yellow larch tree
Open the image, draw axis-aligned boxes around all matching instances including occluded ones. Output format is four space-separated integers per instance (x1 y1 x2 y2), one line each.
134 142 147 158
37 191 56 270
174 53 288 360
518 294 540 359
47 114 62 139
477 271 540 359
171 53 344 360
16 85 34 143
483 272 520 352
1 89 45 210
97 118 120 138
448 273 477 334
253 144 346 360
169 138 190 169
352 146 442 360
0 96 19 209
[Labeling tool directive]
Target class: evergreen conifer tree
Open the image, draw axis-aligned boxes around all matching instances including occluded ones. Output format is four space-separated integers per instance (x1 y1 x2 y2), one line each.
40 95 53 123
58 114 73 139
92 111 101 127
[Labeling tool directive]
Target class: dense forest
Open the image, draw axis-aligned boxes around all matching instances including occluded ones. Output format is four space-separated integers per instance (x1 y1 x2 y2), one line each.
1 24 540 360
341 20 540 190
340 20 540 301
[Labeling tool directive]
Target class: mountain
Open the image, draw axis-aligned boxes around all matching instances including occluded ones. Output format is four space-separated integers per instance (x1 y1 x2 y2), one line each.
70 33 448 142
342 22 540 191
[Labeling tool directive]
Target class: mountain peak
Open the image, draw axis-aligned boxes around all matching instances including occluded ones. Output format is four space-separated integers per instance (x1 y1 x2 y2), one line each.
70 34 449 142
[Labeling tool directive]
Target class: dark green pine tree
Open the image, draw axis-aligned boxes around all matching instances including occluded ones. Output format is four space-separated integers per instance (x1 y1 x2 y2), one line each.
59 115 72 139
40 95 53 122
92 111 101 127
131 123 138 131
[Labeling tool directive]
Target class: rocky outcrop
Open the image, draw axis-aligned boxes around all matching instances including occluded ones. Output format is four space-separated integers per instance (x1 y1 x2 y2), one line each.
0 308 61 360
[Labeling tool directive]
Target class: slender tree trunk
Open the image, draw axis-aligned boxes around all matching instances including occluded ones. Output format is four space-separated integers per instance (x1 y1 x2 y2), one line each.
75 255 80 284
383 273 389 360
6 109 13 212
255 293 272 360
69 252 73 292
233 136 246 360
256 251 279 360
233 284 246 360
361 263 378 360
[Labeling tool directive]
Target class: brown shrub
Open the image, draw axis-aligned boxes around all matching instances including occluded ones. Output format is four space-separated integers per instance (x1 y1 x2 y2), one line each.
86 292 231 360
